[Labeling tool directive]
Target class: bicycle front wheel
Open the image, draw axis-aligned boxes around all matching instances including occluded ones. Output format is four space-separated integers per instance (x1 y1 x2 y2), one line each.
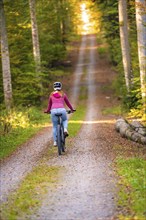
57 124 62 155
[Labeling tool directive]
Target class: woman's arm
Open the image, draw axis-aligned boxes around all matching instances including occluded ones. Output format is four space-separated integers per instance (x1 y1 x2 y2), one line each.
44 96 52 113
64 94 74 111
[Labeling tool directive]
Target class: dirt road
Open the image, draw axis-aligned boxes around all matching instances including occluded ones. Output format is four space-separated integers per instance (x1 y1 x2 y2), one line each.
1 34 119 219
30 34 118 220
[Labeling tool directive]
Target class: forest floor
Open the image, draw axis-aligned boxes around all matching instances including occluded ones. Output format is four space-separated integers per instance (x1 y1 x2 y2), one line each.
0 34 145 220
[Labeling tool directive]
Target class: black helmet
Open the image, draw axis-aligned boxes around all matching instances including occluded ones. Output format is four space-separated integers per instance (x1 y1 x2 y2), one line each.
53 82 62 91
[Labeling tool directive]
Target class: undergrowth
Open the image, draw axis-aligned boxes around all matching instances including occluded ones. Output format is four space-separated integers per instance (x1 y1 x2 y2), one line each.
0 107 50 160
116 157 146 219
102 105 122 116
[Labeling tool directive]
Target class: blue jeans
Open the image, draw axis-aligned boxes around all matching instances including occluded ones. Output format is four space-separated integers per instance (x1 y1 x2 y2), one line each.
51 108 68 142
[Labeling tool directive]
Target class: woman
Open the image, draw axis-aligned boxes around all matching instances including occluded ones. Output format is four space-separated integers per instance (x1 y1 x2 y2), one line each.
44 82 75 146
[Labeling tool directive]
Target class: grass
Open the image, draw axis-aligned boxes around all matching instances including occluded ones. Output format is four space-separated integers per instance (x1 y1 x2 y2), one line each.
102 105 122 116
116 157 146 219
68 104 86 137
0 165 61 220
0 107 50 160
0 127 40 159
97 47 108 58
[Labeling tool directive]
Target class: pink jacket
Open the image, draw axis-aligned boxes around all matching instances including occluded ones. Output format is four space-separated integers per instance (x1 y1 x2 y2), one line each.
46 92 74 112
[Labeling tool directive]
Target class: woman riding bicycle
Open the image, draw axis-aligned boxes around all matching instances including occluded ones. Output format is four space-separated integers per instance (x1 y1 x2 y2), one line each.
44 82 75 146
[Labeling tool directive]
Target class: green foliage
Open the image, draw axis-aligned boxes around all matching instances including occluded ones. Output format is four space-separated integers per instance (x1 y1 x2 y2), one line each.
95 0 120 64
0 107 50 159
0 109 30 134
13 71 43 106
97 47 108 58
102 105 122 116
43 44 67 67
0 0 78 107
0 127 40 160
116 157 146 219
94 0 144 116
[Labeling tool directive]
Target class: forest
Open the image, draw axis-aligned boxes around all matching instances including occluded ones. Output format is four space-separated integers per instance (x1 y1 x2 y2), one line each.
0 0 146 152
0 1 146 219
0 0 146 114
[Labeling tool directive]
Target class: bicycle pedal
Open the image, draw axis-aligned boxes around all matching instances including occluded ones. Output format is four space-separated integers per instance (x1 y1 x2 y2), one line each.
64 132 69 137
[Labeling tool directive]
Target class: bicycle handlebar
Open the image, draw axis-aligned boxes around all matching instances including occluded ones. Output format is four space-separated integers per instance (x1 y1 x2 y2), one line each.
44 109 76 114
66 109 76 114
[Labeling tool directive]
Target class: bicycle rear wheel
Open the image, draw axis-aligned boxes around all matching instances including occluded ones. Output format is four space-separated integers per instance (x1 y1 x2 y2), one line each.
57 124 62 155
61 126 65 152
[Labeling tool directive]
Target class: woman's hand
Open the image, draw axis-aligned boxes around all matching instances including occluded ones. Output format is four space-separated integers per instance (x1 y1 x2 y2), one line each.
44 110 50 114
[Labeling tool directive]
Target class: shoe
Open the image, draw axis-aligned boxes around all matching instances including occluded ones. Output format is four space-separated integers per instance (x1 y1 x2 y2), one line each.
64 128 69 137
53 141 57 146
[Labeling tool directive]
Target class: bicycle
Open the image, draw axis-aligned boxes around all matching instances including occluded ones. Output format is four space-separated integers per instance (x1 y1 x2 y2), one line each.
56 110 75 155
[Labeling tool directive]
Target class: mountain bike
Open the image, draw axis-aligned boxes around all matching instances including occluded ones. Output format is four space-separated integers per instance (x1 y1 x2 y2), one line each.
56 110 75 155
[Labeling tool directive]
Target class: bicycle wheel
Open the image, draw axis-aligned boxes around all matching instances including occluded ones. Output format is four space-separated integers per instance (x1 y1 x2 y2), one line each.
61 126 65 152
57 124 62 155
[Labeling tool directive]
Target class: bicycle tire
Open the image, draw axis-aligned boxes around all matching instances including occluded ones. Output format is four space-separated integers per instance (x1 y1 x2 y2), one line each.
57 124 62 155
61 126 65 152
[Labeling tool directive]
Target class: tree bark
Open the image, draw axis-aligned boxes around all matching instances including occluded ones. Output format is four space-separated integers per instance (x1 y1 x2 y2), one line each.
115 118 146 145
118 0 132 92
135 0 146 105
29 0 41 72
0 0 13 110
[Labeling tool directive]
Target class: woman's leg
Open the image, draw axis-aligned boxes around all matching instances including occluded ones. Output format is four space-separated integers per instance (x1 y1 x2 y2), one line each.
51 110 58 142
51 109 68 141
60 109 68 130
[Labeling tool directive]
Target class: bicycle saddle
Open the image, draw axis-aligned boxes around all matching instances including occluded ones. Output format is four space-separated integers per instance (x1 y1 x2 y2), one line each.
55 113 62 116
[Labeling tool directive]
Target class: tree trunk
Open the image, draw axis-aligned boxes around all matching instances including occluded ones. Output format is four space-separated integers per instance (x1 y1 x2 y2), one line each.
135 0 146 105
115 118 146 145
60 0 70 43
60 0 67 43
118 0 132 92
29 0 41 72
0 0 13 110
55 0 62 42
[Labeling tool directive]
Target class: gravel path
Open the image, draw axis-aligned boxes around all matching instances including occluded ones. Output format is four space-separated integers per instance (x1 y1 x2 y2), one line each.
0 128 52 203
30 34 118 220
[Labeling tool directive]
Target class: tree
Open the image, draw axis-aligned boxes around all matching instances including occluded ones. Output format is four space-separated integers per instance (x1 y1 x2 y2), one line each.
135 0 146 105
60 0 69 43
0 0 13 109
0 0 80 106
29 0 41 72
118 0 132 92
